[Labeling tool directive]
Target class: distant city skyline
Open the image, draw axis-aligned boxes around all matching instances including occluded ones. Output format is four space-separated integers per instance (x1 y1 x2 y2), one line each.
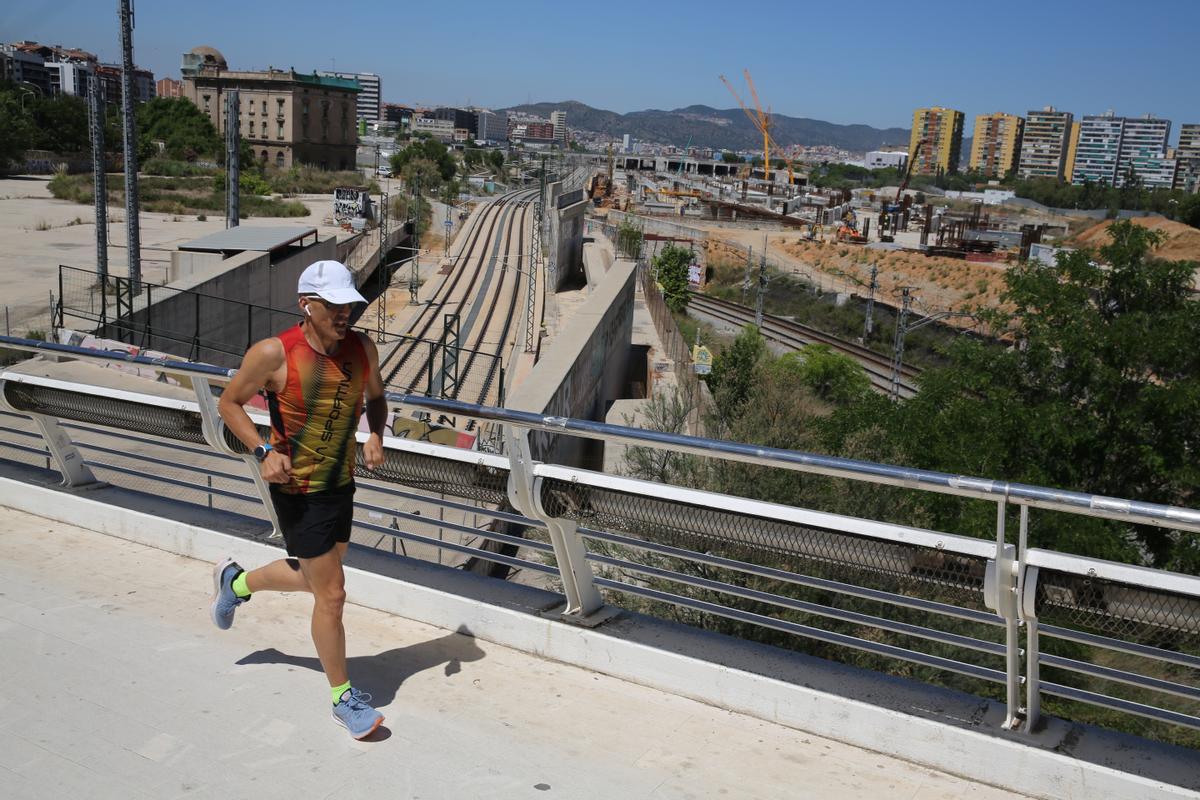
3 0 1197 144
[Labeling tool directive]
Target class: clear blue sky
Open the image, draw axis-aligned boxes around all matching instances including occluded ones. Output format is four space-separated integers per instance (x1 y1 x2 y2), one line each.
4 0 1198 141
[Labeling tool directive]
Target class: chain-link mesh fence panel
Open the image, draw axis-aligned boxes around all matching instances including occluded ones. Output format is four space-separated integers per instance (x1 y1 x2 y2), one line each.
357 447 508 506
1036 569 1200 653
4 383 207 444
540 477 988 609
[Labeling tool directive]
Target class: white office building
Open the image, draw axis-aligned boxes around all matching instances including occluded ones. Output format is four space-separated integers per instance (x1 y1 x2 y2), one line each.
865 150 908 169
316 70 380 123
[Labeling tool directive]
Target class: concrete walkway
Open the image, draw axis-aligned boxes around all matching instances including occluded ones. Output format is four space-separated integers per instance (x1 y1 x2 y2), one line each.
0 508 1023 800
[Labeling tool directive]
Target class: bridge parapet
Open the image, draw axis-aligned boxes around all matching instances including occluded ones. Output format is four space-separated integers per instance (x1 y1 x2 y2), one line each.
0 334 1198 796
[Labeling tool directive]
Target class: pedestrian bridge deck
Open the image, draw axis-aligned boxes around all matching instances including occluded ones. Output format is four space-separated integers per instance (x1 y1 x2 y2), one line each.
0 506 1018 800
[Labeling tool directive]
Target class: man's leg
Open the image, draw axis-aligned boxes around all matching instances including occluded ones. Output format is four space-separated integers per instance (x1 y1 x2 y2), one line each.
298 546 349 688
244 558 310 593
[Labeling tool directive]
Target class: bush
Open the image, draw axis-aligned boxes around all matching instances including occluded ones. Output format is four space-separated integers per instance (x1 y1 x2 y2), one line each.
142 158 218 177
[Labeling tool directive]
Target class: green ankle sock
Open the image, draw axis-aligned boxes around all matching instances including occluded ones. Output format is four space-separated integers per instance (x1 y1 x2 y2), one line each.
331 681 352 705
231 571 251 599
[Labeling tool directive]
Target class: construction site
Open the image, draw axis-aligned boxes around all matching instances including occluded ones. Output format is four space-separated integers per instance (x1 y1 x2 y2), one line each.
582 70 1145 339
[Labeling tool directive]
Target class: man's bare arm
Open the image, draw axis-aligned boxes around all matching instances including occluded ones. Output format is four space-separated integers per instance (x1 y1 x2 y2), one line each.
218 338 285 453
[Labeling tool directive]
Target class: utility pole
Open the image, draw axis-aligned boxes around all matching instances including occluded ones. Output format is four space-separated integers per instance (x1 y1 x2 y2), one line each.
224 90 240 228
118 0 141 292
890 287 913 401
409 175 420 304
376 189 388 342
754 236 768 328
742 246 753 305
863 263 878 340
88 76 108 293
527 156 545 353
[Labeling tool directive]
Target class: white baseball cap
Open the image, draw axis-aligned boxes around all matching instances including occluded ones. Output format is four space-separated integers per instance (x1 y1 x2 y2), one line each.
297 260 367 305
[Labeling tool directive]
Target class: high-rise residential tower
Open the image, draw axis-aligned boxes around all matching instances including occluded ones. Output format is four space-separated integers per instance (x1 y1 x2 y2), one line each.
909 107 964 175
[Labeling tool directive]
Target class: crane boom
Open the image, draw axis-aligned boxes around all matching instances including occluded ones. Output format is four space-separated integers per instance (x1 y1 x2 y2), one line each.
719 71 775 184
742 69 771 183
719 74 763 130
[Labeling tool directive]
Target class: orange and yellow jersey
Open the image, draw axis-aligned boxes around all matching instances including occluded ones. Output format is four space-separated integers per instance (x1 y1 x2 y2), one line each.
266 324 368 495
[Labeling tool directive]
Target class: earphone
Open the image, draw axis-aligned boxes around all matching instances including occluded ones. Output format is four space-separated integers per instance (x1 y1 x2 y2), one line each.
304 305 312 317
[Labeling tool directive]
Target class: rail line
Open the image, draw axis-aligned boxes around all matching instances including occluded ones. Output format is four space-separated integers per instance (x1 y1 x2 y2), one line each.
381 189 536 404
686 292 920 399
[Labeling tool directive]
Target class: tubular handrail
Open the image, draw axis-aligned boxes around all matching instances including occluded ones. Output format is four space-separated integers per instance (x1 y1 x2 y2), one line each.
3 334 1198 534
1 341 1199 735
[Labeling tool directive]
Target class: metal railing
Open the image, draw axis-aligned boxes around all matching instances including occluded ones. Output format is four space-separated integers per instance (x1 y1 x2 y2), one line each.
0 333 1198 740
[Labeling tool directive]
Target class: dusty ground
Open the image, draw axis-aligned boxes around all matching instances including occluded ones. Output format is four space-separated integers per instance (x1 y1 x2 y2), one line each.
701 226 1012 320
1070 216 1200 263
0 175 354 335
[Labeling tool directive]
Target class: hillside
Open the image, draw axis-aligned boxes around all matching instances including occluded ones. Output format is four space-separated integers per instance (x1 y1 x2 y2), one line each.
1070 217 1200 263
498 100 909 153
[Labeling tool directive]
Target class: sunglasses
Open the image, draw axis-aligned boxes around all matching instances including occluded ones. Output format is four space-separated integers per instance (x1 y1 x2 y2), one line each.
303 296 352 313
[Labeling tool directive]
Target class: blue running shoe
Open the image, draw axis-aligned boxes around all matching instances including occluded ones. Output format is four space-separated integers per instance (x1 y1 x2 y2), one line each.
209 557 246 630
332 688 384 739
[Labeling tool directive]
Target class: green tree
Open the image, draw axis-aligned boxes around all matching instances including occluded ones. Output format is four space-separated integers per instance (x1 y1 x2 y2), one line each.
705 324 766 427
778 345 871 406
0 87 36 168
400 157 444 193
391 138 456 182
616 218 643 259
29 92 88 153
654 244 692 313
895 221 1200 562
136 97 221 161
487 149 504 174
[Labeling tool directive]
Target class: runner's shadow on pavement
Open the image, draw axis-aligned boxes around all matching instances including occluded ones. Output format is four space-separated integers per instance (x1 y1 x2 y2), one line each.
235 624 487 707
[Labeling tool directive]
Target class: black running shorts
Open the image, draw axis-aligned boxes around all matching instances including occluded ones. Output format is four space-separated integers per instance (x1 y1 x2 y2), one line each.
269 482 355 559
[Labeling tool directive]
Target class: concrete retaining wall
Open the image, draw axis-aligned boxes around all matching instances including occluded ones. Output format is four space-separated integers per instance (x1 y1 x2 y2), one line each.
105 238 336 366
507 260 636 466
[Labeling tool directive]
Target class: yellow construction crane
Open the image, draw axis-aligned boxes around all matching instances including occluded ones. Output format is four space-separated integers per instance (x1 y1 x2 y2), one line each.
719 69 795 186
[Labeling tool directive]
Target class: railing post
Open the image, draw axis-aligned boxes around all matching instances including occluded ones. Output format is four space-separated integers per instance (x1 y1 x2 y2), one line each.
1016 504 1042 732
504 425 605 619
35 415 99 487
0 378 98 487
192 376 284 538
986 498 1023 730
143 283 153 350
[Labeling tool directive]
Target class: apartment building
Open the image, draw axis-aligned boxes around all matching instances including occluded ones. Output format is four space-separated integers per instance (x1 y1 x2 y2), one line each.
908 107 964 175
1016 107 1074 181
1070 113 1175 188
968 112 1023 178
1072 112 1126 185
550 109 568 147
181 46 359 170
1174 124 1200 192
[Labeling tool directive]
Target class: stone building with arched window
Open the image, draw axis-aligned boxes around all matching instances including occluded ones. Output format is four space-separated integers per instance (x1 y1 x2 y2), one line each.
180 46 359 171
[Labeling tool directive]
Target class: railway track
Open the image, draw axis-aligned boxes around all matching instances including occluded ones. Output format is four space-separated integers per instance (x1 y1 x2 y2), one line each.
686 292 921 399
381 188 536 409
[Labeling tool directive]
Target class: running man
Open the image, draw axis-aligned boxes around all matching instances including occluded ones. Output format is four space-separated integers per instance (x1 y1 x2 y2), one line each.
211 259 389 740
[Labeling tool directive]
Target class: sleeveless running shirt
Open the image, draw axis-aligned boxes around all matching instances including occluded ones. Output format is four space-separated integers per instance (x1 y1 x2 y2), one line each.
267 324 368 495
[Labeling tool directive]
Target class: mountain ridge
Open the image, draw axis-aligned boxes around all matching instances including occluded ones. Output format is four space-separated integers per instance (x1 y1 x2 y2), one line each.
497 100 911 153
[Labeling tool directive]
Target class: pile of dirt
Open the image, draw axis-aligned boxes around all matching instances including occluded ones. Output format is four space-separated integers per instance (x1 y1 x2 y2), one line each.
1070 217 1200 263
705 233 1012 322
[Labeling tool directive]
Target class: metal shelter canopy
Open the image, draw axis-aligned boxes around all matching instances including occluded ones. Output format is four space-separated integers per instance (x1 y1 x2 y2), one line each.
177 225 319 255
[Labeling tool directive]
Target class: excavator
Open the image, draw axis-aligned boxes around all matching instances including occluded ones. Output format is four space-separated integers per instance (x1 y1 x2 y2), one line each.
878 139 926 241
835 209 868 244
